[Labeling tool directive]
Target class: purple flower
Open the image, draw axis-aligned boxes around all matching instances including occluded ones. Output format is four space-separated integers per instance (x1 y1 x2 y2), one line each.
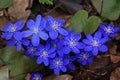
36 43 56 66
30 72 42 80
22 15 48 46
2 20 24 40
62 30 85 54
49 56 69 75
76 50 93 65
99 24 119 37
83 31 108 56
46 16 68 39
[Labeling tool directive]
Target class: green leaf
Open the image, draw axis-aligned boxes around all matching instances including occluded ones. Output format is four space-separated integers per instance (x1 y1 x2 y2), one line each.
39 0 53 5
0 46 43 79
0 0 12 8
0 66 9 80
92 0 120 20
67 10 101 34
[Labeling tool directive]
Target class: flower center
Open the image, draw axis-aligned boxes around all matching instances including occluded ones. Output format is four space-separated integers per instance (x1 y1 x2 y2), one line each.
35 76 40 80
93 40 99 46
52 23 58 29
69 41 76 47
83 54 88 60
30 47 36 53
42 51 48 57
33 28 39 34
53 43 57 48
10 27 16 32
55 60 62 67
106 28 112 33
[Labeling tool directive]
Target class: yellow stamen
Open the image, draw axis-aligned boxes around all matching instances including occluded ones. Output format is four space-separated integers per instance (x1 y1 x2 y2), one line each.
93 41 98 46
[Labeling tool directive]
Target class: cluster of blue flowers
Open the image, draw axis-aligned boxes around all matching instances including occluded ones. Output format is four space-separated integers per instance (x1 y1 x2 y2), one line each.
1 14 119 76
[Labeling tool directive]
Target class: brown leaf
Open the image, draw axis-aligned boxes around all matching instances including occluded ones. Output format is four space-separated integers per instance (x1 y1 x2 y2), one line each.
8 0 33 23
110 54 120 63
110 67 120 80
0 16 8 29
43 74 73 80
25 73 31 80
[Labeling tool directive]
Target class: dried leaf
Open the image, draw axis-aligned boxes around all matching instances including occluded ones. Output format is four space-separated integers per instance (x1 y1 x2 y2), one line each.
0 16 8 29
110 67 120 80
110 54 120 63
8 0 33 23
43 74 73 80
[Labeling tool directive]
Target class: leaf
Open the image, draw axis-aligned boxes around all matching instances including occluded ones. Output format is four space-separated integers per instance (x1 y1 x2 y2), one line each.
0 0 12 8
91 0 120 20
67 10 101 34
0 66 9 80
0 47 43 80
39 0 53 5
110 67 120 80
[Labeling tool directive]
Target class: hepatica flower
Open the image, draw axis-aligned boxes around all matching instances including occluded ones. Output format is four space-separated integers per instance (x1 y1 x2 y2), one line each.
22 15 48 46
36 43 56 66
2 20 24 40
7 35 29 51
46 16 68 39
30 72 42 80
25 44 39 58
76 50 93 65
83 31 108 56
49 57 69 75
62 30 85 54
99 24 119 37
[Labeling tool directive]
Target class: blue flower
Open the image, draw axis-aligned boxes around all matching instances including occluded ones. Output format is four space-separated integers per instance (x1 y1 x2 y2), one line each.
25 44 39 58
46 16 68 39
65 55 76 70
99 24 119 37
35 43 56 66
62 30 85 54
30 72 42 80
76 50 93 65
49 56 69 75
83 31 108 56
2 20 24 40
48 38 65 57
7 35 29 51
22 15 48 46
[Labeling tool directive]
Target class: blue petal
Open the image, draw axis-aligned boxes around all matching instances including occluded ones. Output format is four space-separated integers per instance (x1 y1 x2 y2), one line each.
37 57 43 64
45 43 50 49
63 59 69 65
35 15 41 27
82 61 87 65
54 68 60 75
100 37 108 44
92 47 98 56
82 39 90 44
5 32 13 40
94 31 102 39
114 27 119 32
27 19 35 29
68 64 75 70
22 30 32 37
7 40 16 46
2 22 12 31
50 65 54 69
39 19 46 30
58 27 68 36
99 45 108 52
72 47 80 54
49 48 56 53
84 46 92 51
75 33 81 41
63 47 71 54
77 42 85 49
86 34 93 40
44 59 49 66
22 39 30 46
39 31 48 40
48 16 54 22
58 50 64 57
32 34 40 46
60 66 67 72
14 32 22 40
49 31 58 39
49 53 56 58
15 20 24 30
88 57 93 63
99 24 106 29
16 42 22 51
